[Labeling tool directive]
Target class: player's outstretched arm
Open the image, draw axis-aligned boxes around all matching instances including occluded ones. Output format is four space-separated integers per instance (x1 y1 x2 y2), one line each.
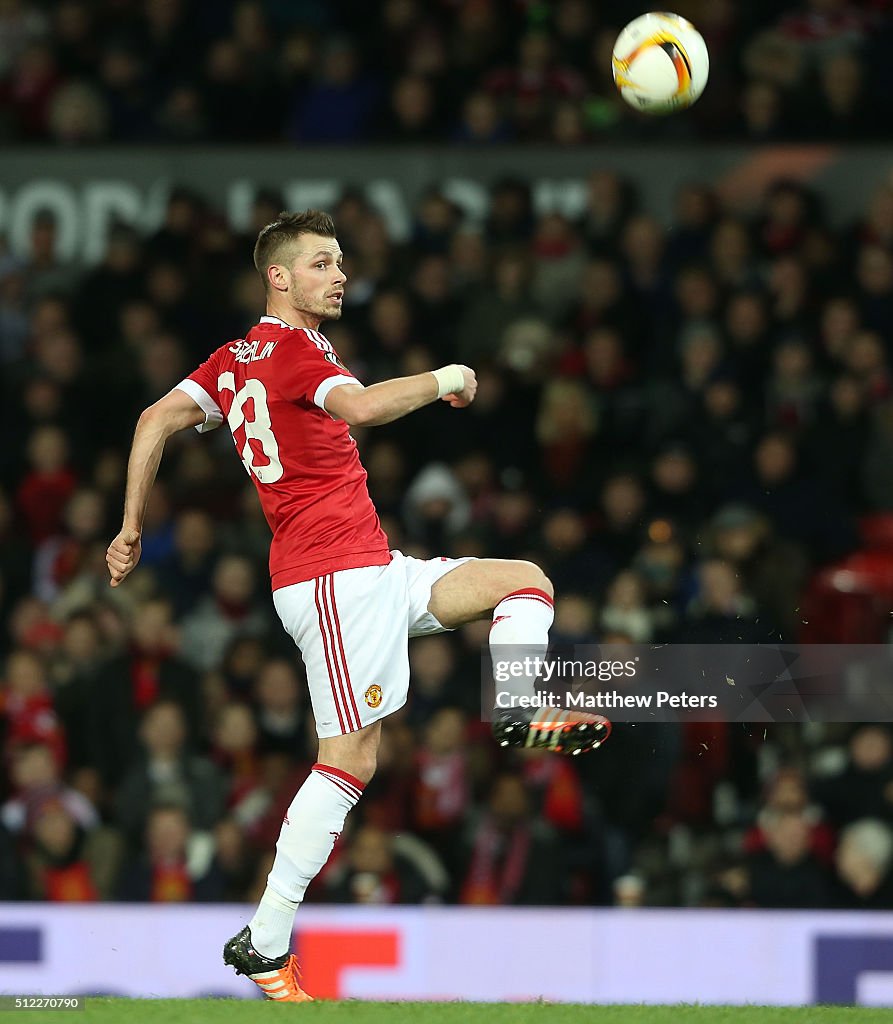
106 390 206 587
326 364 476 427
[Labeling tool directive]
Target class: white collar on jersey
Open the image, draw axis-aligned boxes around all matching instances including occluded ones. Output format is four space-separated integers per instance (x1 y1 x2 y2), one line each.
259 315 297 329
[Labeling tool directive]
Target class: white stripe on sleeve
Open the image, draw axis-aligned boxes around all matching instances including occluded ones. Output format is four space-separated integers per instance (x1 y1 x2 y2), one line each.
174 379 224 433
314 374 361 412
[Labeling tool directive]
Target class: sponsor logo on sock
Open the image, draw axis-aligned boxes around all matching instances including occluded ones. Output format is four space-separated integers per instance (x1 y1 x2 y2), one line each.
364 684 382 708
490 615 509 630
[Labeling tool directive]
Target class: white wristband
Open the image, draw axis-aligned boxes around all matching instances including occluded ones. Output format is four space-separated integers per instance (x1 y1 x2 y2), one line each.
431 364 465 398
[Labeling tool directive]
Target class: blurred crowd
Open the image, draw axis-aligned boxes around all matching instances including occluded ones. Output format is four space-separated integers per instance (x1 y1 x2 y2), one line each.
1 0 893 145
1 164 893 910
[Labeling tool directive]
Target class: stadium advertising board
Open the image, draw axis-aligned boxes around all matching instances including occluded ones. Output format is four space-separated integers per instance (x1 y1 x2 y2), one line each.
1 146 892 263
2 904 893 1005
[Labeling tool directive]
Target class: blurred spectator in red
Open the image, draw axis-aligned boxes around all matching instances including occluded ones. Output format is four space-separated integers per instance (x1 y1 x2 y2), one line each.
33 487 106 603
518 748 584 836
1 648 66 773
413 708 471 870
4 42 59 139
242 753 311 852
211 702 260 811
536 379 599 500
1 742 97 838
7 596 63 659
743 808 831 908
116 804 224 902
776 0 868 64
22 800 122 901
17 425 78 544
484 32 585 141
460 773 562 905
743 767 836 865
88 597 201 784
757 181 821 258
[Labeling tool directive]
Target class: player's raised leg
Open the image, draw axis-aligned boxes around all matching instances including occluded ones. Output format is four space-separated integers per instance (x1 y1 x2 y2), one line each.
224 722 381 1000
427 558 611 755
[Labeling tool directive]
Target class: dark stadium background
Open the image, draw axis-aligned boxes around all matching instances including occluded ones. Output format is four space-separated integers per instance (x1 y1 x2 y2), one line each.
1 0 893 926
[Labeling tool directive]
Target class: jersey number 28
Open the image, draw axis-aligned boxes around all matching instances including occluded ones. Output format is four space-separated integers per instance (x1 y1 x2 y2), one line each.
217 372 284 483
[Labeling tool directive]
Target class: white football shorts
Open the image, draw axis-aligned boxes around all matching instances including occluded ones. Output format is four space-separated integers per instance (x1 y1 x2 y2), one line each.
272 549 473 738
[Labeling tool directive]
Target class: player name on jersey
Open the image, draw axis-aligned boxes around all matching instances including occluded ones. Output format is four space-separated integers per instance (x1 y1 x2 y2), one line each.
229 339 277 364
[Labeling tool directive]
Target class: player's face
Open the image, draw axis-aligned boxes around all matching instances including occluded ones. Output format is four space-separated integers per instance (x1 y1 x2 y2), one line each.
287 234 346 322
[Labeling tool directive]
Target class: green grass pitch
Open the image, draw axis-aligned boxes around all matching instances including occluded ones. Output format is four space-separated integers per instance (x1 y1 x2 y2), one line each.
4 1001 893 1023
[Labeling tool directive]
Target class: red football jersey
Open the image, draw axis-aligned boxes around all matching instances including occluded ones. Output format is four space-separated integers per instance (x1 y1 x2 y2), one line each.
176 315 391 589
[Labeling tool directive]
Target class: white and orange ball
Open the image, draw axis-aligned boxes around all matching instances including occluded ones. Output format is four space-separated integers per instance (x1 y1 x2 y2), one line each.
611 12 709 115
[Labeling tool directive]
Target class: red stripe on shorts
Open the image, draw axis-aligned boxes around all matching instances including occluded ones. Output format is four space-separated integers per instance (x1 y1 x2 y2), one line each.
314 576 346 734
326 574 363 729
320 574 359 732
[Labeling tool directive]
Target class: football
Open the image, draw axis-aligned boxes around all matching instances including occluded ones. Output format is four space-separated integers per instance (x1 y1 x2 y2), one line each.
611 12 709 115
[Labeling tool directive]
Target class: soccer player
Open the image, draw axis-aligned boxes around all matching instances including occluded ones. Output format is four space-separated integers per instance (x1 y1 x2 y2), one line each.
106 210 610 1001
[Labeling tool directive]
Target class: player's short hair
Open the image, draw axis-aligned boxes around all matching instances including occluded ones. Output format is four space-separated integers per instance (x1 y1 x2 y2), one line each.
253 210 337 288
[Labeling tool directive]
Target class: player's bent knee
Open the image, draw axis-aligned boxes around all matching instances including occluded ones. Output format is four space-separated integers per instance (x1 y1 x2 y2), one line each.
510 560 554 600
321 749 377 786
317 726 380 786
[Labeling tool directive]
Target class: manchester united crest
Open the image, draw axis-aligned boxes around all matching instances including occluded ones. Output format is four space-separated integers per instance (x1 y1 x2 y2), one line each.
364 684 382 708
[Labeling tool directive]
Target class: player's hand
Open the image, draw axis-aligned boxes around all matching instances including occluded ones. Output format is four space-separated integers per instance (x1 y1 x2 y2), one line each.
441 365 477 408
106 527 142 587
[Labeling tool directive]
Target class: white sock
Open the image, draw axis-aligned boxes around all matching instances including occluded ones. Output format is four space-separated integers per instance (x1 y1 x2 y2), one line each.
490 587 555 703
247 762 365 958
